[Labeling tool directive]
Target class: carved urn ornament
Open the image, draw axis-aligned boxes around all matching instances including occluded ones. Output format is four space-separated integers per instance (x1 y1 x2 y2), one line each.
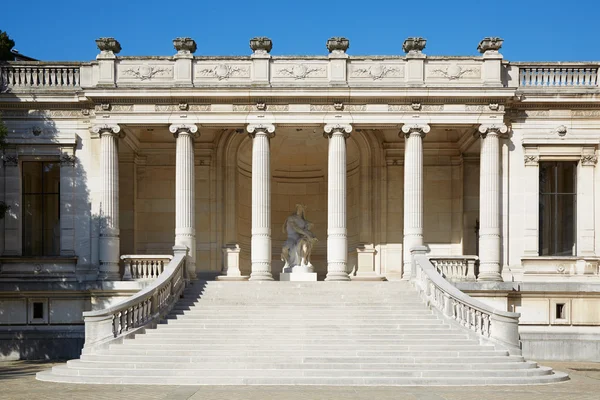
173 37 197 54
402 37 426 54
95 37 121 54
249 37 273 54
477 37 503 53
326 37 350 53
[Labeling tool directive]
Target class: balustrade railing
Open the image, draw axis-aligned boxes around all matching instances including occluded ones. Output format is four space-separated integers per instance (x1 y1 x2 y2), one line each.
430 256 478 282
82 246 188 353
411 248 521 354
0 63 81 89
121 255 173 280
519 65 598 87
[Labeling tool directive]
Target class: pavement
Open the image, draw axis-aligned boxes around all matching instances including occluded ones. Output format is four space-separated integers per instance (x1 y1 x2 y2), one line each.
0 360 599 400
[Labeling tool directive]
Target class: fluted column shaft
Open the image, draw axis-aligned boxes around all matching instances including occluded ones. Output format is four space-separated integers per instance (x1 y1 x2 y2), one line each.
402 124 429 279
248 124 275 281
171 124 199 280
478 124 506 281
325 124 352 281
96 124 122 280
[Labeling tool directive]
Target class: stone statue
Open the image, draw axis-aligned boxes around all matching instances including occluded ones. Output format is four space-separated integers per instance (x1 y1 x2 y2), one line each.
281 204 318 273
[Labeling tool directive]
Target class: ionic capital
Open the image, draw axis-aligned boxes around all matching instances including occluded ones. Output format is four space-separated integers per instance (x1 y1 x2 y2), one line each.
400 123 430 138
324 123 352 139
169 124 199 139
91 124 123 138
246 123 275 139
478 123 508 138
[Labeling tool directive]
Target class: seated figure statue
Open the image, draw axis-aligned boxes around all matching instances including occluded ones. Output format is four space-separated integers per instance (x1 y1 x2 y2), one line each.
281 204 318 273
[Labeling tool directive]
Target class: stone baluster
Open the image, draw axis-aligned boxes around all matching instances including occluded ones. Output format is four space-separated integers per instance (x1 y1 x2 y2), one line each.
401 123 430 279
477 123 507 281
92 124 123 280
247 123 275 281
324 123 352 281
169 124 199 280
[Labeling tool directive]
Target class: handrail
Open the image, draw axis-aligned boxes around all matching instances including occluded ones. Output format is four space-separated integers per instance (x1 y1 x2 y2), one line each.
0 63 81 89
82 246 189 353
411 248 521 354
517 64 598 87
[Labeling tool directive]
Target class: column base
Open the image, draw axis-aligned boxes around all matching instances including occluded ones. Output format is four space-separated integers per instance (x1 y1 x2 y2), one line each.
249 272 274 281
477 271 503 282
325 271 350 281
97 270 121 281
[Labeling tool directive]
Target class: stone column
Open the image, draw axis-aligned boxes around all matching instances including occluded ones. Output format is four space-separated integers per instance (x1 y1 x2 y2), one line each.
247 123 275 281
477 123 507 281
169 124 199 280
92 124 122 280
324 123 352 281
401 124 430 279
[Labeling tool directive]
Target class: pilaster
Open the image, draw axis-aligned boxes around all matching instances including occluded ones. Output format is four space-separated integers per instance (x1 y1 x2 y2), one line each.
324 123 352 281
2 151 20 255
59 151 76 256
523 153 540 257
401 123 430 279
247 123 275 281
578 152 597 256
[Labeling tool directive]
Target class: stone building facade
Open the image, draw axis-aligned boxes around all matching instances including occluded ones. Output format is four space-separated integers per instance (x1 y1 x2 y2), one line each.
0 36 599 361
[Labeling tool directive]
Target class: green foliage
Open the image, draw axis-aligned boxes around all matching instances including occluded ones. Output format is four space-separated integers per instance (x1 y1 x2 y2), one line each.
0 30 15 61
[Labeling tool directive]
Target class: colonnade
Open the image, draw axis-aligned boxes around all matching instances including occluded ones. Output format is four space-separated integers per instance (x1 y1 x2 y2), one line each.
93 122 506 282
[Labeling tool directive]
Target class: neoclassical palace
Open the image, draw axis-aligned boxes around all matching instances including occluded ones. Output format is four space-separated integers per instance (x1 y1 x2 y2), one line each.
0 36 598 383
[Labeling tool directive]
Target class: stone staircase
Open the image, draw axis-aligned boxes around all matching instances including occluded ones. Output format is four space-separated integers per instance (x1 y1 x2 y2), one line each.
37 281 568 385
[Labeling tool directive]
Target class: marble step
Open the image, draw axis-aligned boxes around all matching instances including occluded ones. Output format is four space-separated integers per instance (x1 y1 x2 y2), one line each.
48 364 554 378
133 337 476 345
80 354 526 364
105 348 507 358
36 370 569 386
121 342 487 351
66 359 539 370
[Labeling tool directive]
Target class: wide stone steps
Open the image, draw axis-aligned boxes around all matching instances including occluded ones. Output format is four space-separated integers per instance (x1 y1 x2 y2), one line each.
36 281 569 385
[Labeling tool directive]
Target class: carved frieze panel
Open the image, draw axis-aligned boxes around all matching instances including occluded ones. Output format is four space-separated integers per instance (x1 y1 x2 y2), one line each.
0 109 95 118
95 104 133 112
271 62 328 80
155 104 210 112
232 104 289 112
348 62 405 81
388 104 444 112
195 62 251 81
117 63 174 82
310 104 366 111
572 110 600 117
426 63 482 81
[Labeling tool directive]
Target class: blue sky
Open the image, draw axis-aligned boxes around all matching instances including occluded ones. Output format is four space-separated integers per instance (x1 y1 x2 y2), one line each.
3 0 599 62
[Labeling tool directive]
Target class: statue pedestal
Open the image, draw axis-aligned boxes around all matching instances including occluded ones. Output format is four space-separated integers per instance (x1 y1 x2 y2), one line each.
280 272 317 281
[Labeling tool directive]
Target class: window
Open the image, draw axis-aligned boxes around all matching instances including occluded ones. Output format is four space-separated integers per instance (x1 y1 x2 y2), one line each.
22 162 60 256
539 162 576 256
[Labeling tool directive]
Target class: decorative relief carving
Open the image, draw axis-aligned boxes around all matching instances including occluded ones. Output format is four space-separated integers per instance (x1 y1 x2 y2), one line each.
388 104 443 112
346 105 366 111
60 154 76 166
581 155 598 166
350 65 404 80
3 155 18 167
429 65 480 80
524 155 539 166
524 110 550 117
465 105 485 111
154 104 209 112
478 123 508 137
401 123 431 137
32 126 42 136
189 104 211 112
324 123 352 138
232 104 289 112
572 110 600 117
275 64 326 79
121 65 172 80
246 123 276 138
310 104 365 112
555 125 568 137
197 64 250 80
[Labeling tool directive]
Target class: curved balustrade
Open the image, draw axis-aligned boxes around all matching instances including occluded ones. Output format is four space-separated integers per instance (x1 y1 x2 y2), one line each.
429 256 478 282
0 63 81 89
82 246 188 354
411 248 521 355
121 255 173 280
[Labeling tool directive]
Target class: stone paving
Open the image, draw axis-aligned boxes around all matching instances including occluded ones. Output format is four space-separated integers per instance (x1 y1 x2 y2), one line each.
0 360 598 400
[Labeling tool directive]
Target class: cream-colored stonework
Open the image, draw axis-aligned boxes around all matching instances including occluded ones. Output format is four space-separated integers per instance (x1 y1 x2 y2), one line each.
1 36 600 362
